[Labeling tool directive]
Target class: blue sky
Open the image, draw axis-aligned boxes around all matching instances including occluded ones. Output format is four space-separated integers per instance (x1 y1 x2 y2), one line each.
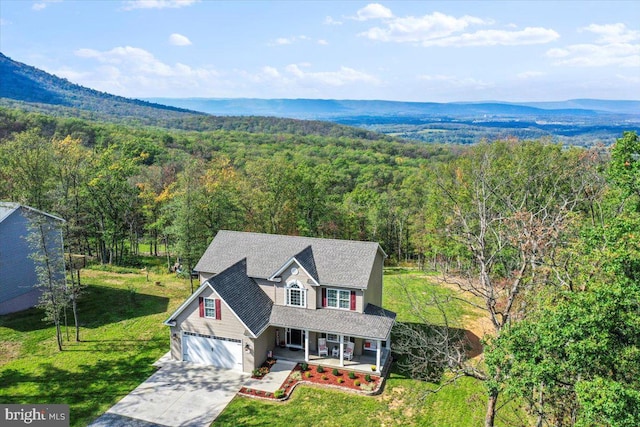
1 0 639 102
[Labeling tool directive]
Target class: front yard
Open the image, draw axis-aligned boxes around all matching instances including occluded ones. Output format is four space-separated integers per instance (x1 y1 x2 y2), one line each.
0 265 502 426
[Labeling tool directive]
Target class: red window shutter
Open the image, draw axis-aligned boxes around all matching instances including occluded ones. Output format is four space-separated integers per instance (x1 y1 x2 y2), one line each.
215 299 222 320
322 288 327 307
198 297 204 317
350 291 356 311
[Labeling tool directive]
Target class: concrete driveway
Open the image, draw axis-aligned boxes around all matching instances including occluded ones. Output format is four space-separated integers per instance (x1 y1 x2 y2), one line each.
89 359 249 427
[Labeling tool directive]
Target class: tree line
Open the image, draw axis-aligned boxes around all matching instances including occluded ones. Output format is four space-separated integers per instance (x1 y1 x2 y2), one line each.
1 105 638 426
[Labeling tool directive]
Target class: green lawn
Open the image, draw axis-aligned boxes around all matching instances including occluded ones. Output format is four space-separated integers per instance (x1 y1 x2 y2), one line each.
1 266 505 427
0 265 189 427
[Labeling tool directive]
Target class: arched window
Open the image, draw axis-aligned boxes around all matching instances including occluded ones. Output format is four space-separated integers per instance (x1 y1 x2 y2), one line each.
286 281 306 307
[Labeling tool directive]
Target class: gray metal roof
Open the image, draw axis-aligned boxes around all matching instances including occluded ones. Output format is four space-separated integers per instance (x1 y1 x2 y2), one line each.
194 230 384 289
269 304 396 341
207 258 273 337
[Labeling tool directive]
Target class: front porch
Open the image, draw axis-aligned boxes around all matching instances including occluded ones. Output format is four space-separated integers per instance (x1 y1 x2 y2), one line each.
272 345 392 374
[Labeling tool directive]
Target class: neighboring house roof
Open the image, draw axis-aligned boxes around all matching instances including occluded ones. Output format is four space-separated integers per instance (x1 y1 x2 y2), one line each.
269 304 396 341
164 259 273 338
194 230 386 289
0 202 65 224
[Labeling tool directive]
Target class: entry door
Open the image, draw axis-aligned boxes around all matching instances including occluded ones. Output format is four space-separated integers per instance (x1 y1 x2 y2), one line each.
286 328 305 348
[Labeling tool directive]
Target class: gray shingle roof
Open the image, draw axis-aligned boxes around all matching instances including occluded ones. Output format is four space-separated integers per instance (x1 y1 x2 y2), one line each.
269 304 396 340
293 246 319 282
207 258 273 336
194 230 384 289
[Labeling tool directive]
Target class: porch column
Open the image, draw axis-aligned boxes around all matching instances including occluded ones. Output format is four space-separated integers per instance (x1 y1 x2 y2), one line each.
339 335 344 367
376 339 381 372
386 336 391 350
304 329 309 362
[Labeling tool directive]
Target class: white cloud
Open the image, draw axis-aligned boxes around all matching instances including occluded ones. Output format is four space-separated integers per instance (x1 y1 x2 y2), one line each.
169 33 192 46
547 43 640 67
72 46 220 97
270 35 318 46
275 37 293 45
122 0 199 11
615 73 640 84
283 64 379 86
355 3 393 21
32 0 61 11
581 23 640 44
547 23 640 68
357 6 558 47
247 63 379 88
324 16 342 26
517 71 546 79
421 27 559 47
418 74 493 89
317 39 329 46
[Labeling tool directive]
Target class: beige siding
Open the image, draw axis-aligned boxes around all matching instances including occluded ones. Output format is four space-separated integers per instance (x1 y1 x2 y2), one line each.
169 326 181 360
363 250 384 308
174 287 247 338
278 262 317 309
198 272 215 284
255 279 277 303
249 327 276 370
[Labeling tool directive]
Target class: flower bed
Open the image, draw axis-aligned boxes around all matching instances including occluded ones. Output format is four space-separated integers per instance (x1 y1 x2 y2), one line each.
238 363 382 400
250 357 277 379
296 364 381 393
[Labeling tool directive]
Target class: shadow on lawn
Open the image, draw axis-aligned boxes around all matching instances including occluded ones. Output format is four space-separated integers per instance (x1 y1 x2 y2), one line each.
0 348 164 427
1 284 169 332
391 322 482 382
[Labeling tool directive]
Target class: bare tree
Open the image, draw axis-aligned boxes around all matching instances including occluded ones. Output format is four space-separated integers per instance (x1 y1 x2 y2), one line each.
405 141 602 426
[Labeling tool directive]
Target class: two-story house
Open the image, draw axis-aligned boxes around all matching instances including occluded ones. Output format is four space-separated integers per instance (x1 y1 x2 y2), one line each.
164 230 396 374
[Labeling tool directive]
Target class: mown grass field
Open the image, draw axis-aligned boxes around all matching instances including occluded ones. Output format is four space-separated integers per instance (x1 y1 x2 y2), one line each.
0 264 508 426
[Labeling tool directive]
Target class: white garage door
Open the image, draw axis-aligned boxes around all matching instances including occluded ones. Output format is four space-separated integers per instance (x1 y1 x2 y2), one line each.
182 332 243 371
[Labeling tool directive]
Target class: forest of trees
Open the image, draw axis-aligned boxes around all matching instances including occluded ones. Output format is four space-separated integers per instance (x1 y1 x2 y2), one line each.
0 105 638 426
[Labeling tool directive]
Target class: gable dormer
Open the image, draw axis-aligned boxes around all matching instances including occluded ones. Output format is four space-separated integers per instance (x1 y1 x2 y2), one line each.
268 245 319 287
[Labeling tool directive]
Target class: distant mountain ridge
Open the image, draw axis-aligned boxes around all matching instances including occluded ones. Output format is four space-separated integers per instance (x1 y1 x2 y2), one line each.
145 97 640 119
0 53 389 140
0 52 200 119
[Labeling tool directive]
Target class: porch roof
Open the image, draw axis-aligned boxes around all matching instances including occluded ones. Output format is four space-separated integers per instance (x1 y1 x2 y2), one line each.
269 304 396 341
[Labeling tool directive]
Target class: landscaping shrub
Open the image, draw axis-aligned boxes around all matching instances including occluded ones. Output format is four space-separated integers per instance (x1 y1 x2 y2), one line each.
301 362 308 371
365 373 372 382
348 371 356 379
332 368 339 376
354 380 361 386
274 389 285 399
337 377 344 384
321 374 328 380
304 371 311 379
317 365 324 373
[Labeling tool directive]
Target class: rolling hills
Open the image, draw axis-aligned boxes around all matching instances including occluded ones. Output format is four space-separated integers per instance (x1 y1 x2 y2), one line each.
0 53 387 140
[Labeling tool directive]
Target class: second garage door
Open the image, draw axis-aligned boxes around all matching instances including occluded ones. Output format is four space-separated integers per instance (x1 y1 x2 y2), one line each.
182 332 243 371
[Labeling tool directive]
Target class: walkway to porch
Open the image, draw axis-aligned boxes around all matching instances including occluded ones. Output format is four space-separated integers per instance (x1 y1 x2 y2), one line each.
272 346 391 374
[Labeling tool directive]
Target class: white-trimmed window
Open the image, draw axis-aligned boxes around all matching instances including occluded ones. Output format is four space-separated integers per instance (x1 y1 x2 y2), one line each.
286 281 306 308
203 298 216 318
324 334 352 343
326 334 339 343
327 288 351 309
